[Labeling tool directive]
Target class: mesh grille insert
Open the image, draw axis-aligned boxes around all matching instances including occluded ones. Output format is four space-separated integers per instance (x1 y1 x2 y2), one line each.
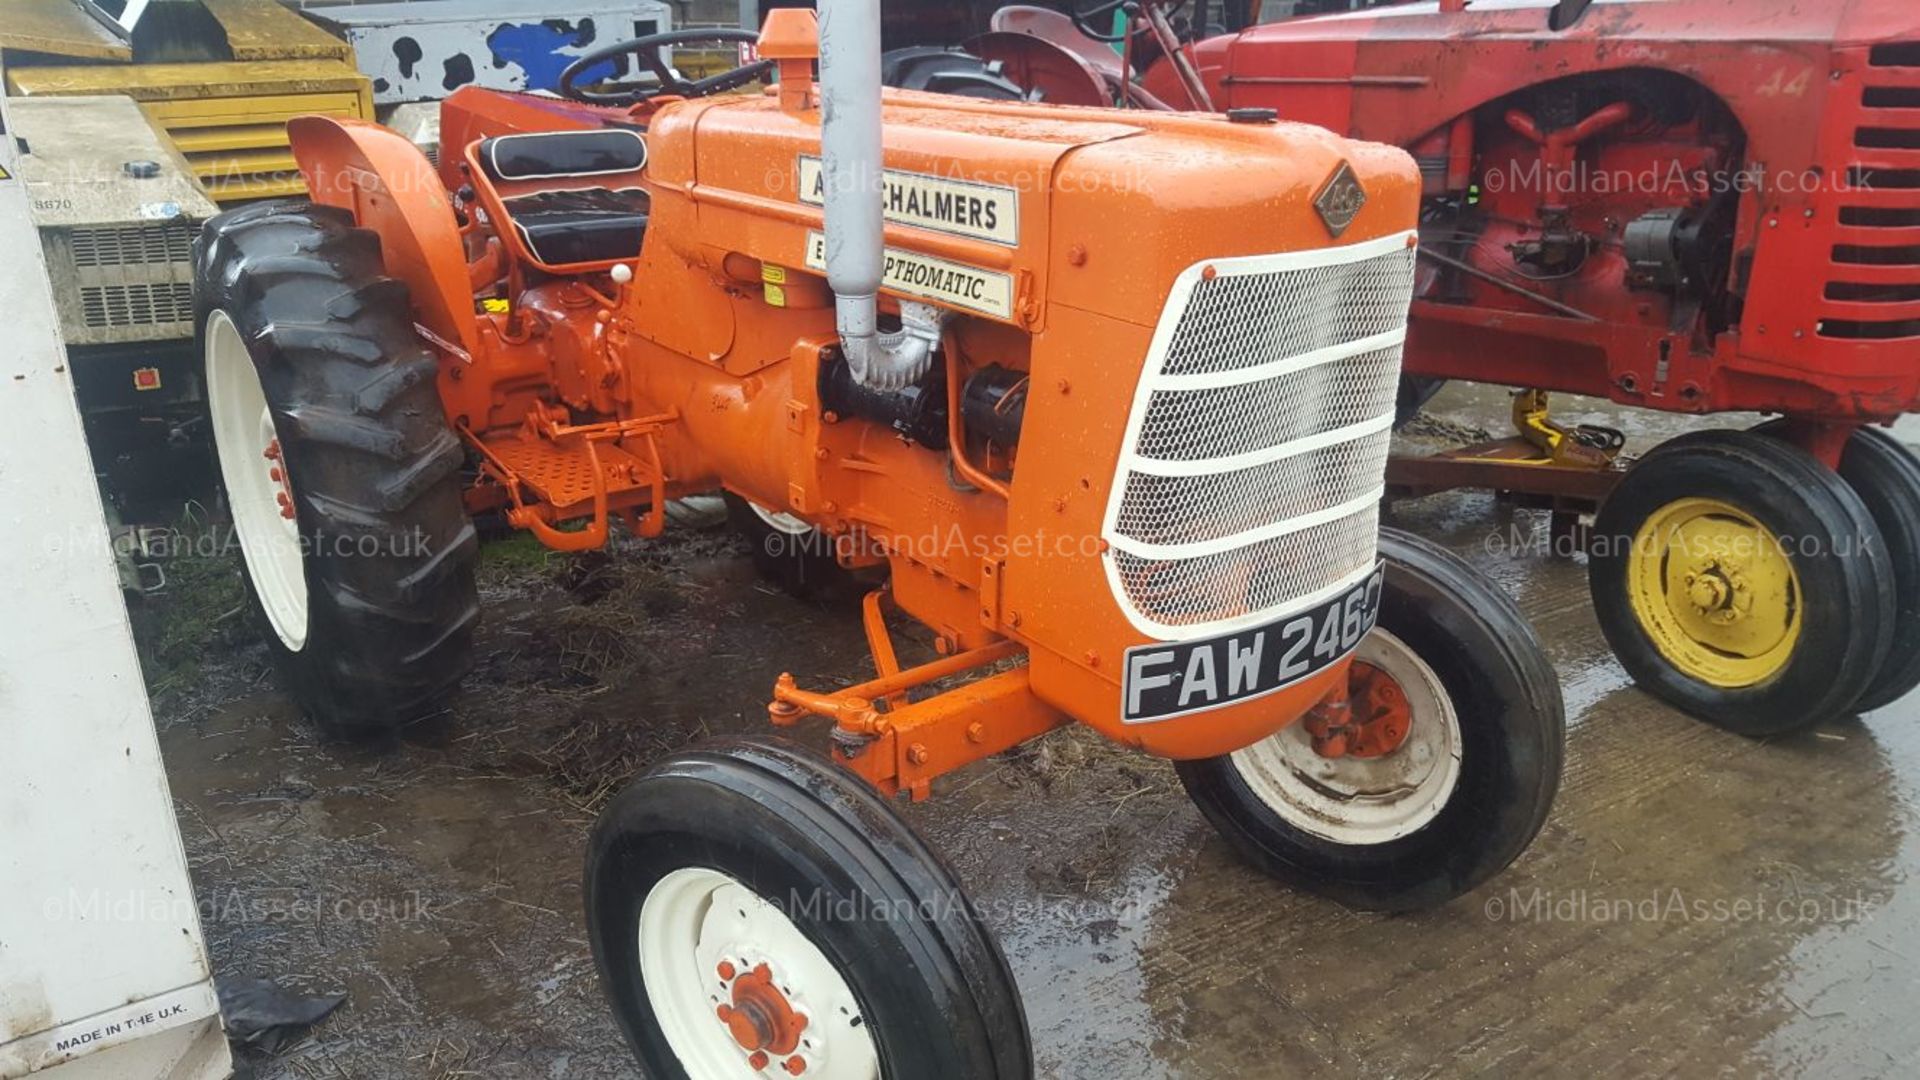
1117 431 1391 547
1159 248 1415 377
1136 344 1402 463
1104 236 1415 636
1113 508 1382 630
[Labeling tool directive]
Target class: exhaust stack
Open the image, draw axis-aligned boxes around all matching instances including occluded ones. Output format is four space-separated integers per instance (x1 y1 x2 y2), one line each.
817 0 945 389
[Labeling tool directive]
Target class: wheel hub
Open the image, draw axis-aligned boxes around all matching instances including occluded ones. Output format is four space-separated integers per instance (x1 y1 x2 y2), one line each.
262 437 297 520
1303 661 1412 759
638 868 875 1079
1682 559 1750 625
715 959 811 1073
1229 628 1463 846
1627 497 1801 688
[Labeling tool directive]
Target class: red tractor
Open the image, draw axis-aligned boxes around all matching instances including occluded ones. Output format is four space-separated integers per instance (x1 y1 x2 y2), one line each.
931 0 1920 735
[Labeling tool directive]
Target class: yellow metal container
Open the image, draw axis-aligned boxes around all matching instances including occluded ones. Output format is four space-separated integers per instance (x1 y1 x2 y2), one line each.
1 1 372 202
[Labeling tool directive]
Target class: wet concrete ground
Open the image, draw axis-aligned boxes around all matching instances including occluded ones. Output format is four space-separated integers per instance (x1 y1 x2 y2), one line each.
145 386 1920 1079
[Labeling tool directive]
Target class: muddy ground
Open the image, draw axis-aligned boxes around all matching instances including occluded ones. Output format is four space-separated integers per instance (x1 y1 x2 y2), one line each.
135 386 1920 1079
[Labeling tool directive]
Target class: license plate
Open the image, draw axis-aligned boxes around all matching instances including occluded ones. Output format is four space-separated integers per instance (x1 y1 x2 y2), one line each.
1121 562 1385 724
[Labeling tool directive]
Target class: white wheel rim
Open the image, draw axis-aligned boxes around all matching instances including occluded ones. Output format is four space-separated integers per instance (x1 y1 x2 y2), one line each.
750 501 815 536
639 867 879 1080
1229 628 1462 846
205 309 309 652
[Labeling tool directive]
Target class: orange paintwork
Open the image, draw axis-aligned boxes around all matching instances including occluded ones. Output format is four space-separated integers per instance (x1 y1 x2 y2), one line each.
286 22 1422 779
1303 660 1413 760
756 8 819 113
289 115 478 360
717 962 808 1061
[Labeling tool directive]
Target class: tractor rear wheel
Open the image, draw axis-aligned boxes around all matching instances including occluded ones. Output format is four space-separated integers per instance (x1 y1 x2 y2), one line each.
196 200 479 736
1588 429 1894 735
1174 529 1565 912
586 736 1031 1079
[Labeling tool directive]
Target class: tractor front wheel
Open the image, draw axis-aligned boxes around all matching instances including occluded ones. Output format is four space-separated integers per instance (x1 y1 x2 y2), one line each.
586 736 1031 1079
1758 423 1920 714
1175 529 1565 912
725 493 857 599
1588 429 1894 735
196 201 479 736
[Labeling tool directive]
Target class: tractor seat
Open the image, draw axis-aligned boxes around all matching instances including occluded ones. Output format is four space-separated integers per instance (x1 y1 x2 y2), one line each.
502 188 651 267
476 129 651 268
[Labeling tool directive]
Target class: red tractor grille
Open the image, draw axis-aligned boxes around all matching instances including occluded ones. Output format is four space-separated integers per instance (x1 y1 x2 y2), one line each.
1825 44 1920 341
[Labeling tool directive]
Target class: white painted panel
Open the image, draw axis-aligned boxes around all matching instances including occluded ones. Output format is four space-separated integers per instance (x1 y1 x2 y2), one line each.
312 0 673 105
0 95 228 1080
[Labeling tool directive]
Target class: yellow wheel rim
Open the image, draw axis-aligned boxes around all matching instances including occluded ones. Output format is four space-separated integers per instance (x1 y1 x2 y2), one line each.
1626 497 1802 689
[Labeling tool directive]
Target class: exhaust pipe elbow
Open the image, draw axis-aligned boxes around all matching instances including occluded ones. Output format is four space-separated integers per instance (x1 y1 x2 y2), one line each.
818 0 946 389
841 301 947 391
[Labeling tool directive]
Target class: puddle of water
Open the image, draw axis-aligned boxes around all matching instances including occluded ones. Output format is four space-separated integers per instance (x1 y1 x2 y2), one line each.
1557 657 1636 726
1756 703 1920 1076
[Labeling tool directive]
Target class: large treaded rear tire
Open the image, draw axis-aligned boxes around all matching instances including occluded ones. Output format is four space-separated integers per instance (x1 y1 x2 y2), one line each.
195 200 479 736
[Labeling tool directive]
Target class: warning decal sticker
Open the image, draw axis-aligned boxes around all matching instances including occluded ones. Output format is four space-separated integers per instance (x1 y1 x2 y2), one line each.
805 232 1015 320
798 156 1019 246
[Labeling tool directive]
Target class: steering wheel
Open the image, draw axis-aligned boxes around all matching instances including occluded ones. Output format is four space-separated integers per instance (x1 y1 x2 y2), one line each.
559 29 775 106
1069 0 1191 43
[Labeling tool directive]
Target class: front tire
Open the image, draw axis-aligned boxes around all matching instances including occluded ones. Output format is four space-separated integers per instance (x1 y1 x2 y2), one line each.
1175 529 1565 912
586 736 1031 1079
1588 429 1893 735
1770 424 1920 713
196 201 479 735
725 492 855 599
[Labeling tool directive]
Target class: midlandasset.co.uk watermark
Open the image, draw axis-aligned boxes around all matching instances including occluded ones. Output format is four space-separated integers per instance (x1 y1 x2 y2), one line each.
1484 886 1876 926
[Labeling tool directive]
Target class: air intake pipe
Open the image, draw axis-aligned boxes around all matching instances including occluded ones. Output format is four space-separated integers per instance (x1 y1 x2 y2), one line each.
817 0 946 389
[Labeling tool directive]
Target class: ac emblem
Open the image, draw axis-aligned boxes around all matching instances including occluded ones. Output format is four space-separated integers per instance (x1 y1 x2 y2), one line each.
1314 161 1367 238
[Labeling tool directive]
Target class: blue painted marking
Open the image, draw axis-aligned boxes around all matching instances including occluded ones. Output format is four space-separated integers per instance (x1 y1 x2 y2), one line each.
485 21 616 92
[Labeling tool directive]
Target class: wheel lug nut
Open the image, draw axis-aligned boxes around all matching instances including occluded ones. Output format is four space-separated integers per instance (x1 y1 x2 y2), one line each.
783 1055 807 1075
748 1050 770 1070
718 961 736 981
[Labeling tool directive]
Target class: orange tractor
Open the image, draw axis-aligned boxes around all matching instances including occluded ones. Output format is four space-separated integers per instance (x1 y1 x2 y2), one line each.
194 3 1563 1075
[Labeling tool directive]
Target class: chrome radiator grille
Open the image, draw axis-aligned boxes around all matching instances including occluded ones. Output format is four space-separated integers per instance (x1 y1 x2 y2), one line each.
1102 231 1417 639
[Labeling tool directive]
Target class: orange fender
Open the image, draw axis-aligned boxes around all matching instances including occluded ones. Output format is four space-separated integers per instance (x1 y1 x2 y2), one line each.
288 115 478 359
